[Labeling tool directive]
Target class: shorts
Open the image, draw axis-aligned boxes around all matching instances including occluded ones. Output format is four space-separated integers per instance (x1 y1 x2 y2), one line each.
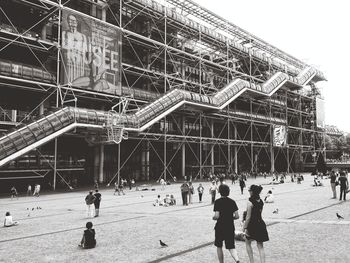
214 229 235 249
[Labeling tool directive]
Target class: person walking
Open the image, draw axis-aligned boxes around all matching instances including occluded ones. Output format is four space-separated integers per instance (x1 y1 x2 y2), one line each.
85 191 96 218
239 175 246 194
27 185 32 196
209 181 217 204
33 184 41 197
197 183 204 203
243 185 269 263
338 171 349 201
180 181 189 205
213 184 240 263
93 189 102 217
188 182 194 204
330 171 337 199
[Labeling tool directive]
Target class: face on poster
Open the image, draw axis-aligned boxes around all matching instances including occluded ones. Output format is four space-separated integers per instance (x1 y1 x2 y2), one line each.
273 125 287 147
61 10 121 94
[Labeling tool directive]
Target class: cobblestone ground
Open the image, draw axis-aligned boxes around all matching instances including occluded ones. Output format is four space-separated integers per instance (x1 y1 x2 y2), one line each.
0 175 349 263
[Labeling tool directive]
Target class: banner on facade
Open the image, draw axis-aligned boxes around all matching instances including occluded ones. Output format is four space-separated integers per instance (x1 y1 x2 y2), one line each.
60 10 121 94
316 98 325 128
273 125 287 147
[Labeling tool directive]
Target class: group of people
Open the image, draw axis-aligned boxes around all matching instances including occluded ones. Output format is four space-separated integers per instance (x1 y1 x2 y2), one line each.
213 183 269 263
153 194 176 206
9 184 41 200
84 190 102 218
180 181 206 205
330 170 349 201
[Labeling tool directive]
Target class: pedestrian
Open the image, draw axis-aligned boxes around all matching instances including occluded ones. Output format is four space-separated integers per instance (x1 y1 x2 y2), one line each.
128 179 132 190
93 189 102 217
85 190 96 218
338 171 349 201
197 183 204 202
10 186 18 200
27 185 32 196
330 171 337 199
113 182 119 195
213 184 240 263
160 178 166 190
33 184 41 197
118 182 125 195
4 212 19 227
239 175 246 194
209 181 217 204
79 222 96 249
243 185 269 263
188 182 194 204
180 181 189 205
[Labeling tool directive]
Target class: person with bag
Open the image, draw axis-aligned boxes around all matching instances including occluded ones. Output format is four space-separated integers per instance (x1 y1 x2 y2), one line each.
338 171 349 201
243 185 269 263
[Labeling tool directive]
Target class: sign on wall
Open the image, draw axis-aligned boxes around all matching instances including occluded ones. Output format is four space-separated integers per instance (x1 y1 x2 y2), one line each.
61 10 121 94
273 125 287 147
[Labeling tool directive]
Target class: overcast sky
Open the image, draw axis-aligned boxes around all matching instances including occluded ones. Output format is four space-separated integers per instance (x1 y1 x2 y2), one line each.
195 0 350 132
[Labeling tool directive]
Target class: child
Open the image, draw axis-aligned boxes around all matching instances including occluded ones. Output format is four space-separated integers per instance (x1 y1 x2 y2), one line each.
10 186 18 200
79 222 96 249
164 194 171 206
153 195 163 206
170 195 176 206
264 190 274 203
4 212 18 227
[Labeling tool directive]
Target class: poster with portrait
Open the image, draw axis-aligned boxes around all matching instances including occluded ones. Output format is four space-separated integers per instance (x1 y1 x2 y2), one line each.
273 125 287 147
60 9 121 95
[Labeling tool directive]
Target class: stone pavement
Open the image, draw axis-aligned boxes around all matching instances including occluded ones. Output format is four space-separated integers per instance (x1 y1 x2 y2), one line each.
0 175 349 263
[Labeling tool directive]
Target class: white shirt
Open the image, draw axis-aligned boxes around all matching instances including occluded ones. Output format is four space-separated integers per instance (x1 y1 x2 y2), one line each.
4 216 14 226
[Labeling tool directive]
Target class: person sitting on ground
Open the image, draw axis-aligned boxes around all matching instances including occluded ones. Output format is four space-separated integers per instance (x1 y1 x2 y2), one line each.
79 222 96 249
164 194 172 206
264 190 275 203
313 175 323 186
4 212 19 227
153 195 163 206
170 194 176 206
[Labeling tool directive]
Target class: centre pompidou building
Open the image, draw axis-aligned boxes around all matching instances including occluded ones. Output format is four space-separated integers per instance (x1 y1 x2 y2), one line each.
0 0 326 190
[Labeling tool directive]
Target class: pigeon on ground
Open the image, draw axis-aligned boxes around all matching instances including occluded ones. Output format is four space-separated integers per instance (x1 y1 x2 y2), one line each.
336 213 344 219
32 208 34 211
273 208 279 214
159 240 168 247
141 195 144 198
26 208 29 210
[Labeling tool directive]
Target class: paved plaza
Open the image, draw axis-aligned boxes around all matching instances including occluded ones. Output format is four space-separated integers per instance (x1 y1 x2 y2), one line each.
0 175 349 263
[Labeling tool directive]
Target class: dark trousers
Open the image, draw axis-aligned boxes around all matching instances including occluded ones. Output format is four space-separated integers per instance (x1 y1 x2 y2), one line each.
340 187 347 201
199 193 203 202
240 186 244 194
211 192 216 204
181 192 188 205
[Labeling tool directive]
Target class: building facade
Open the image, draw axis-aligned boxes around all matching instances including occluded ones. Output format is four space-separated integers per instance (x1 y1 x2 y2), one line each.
0 0 326 190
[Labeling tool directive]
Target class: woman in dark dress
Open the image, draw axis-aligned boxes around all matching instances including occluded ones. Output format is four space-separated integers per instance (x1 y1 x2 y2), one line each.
243 185 269 263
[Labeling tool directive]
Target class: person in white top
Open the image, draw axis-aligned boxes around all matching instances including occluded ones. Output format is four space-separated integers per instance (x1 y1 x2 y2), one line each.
159 178 166 190
264 190 275 203
4 212 18 227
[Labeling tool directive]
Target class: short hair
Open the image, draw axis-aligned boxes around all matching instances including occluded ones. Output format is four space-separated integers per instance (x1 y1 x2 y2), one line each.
218 184 230 197
5 212 10 216
248 185 263 197
268 190 272 194
95 189 99 192
86 222 93 229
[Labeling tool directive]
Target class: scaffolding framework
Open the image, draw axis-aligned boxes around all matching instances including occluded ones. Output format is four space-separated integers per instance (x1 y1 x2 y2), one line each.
0 0 327 188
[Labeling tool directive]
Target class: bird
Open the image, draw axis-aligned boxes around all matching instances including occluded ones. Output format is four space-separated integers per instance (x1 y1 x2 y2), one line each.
273 208 279 214
159 240 168 247
141 195 144 198
26 208 29 210
32 208 34 211
336 213 344 219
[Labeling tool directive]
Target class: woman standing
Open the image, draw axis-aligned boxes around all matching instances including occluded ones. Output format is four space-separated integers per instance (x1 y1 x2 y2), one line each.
243 185 269 263
188 182 194 204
